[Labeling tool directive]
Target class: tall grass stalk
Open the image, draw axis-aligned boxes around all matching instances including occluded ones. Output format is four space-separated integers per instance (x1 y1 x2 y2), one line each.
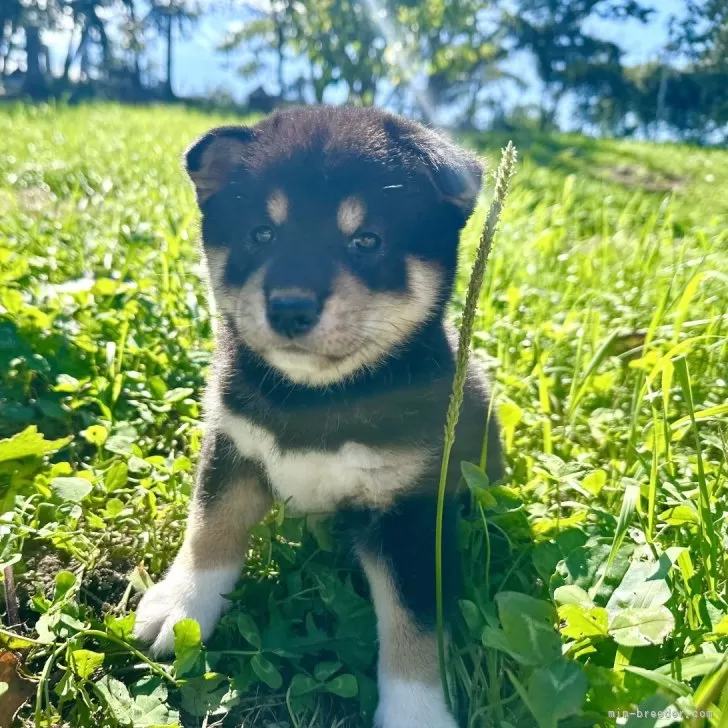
674 355 719 596
435 142 517 707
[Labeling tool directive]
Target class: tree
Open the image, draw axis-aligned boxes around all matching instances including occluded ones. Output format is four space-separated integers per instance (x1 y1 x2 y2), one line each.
220 0 511 123
389 0 512 126
147 0 200 99
220 0 387 104
61 0 117 84
671 0 728 70
615 1 728 143
21 0 60 98
117 0 146 94
1 0 24 77
669 0 728 138
505 0 653 130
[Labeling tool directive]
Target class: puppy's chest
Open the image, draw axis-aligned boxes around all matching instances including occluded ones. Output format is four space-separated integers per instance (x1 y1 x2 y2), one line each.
219 409 429 513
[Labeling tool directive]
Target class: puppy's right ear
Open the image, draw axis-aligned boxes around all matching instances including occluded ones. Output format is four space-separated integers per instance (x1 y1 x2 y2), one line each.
184 126 255 205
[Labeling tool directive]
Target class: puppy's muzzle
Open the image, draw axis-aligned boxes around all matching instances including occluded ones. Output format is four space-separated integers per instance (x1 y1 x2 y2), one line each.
266 289 322 338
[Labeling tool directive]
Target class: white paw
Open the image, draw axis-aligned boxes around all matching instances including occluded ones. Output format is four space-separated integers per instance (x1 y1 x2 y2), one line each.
132 565 240 657
375 677 459 728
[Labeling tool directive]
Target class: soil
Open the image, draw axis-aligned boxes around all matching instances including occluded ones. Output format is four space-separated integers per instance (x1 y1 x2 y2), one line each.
603 163 686 193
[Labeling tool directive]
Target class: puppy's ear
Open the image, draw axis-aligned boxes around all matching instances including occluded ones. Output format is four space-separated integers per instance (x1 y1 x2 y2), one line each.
425 144 483 214
184 126 255 204
384 118 483 216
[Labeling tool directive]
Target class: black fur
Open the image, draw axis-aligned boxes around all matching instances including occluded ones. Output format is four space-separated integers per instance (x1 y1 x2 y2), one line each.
191 106 480 308
196 430 266 504
338 495 461 629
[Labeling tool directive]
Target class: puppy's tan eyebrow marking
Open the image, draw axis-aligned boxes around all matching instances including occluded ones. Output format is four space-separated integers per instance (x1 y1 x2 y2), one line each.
337 196 366 236
266 189 288 225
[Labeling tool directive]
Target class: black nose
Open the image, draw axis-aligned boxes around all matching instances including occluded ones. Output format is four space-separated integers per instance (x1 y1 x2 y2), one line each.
266 291 321 338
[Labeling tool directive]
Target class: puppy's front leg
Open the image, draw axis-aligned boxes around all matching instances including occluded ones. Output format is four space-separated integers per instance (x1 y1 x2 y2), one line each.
133 431 271 656
356 497 460 728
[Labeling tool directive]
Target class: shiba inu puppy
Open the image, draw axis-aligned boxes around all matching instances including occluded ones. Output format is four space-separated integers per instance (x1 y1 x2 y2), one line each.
133 106 503 728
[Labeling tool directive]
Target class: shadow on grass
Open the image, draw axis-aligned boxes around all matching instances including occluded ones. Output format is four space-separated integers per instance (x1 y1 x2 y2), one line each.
461 129 692 195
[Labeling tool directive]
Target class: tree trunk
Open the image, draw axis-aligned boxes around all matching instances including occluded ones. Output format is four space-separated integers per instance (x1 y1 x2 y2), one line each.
1 20 12 76
94 16 111 77
127 0 144 95
74 26 90 81
275 13 285 97
0 17 7 75
132 51 142 94
23 25 47 98
62 23 80 82
164 14 174 99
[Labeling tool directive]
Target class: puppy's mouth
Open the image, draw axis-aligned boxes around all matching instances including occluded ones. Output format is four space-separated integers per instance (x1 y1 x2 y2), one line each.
268 343 352 364
262 344 363 387
277 342 313 353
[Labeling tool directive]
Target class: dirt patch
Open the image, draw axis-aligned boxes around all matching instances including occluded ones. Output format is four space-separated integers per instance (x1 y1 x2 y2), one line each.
21 552 71 600
5 552 72 627
81 555 135 612
9 549 134 626
602 164 686 193
0 186 57 215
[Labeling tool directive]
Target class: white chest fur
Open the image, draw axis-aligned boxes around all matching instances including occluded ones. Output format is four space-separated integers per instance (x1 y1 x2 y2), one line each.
218 410 429 513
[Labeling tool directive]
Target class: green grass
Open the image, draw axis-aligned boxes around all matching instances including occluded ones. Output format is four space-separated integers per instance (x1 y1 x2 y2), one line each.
1 102 727 728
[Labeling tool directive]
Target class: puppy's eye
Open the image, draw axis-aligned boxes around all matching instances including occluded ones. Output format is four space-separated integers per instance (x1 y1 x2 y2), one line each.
350 232 381 252
251 225 275 245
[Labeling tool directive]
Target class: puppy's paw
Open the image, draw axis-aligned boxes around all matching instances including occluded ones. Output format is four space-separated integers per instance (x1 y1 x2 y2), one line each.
133 565 240 657
374 678 459 728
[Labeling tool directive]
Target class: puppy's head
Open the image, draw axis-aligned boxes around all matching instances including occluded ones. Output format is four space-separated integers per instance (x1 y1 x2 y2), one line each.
186 106 482 386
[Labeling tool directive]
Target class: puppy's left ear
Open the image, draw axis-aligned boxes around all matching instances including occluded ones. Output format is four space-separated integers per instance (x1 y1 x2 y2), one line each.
184 125 255 205
419 137 483 216
385 118 483 217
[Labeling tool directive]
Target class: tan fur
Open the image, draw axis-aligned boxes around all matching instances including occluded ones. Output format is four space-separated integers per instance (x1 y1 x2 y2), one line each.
337 196 366 235
188 137 248 203
202 247 229 327
210 256 443 386
269 286 313 300
266 189 289 225
176 477 272 570
359 551 441 685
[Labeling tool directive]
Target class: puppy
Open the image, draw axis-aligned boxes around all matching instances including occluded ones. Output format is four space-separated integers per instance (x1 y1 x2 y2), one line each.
133 106 503 728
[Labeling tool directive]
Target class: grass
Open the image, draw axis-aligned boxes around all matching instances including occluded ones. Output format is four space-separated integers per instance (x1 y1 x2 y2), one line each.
0 102 727 728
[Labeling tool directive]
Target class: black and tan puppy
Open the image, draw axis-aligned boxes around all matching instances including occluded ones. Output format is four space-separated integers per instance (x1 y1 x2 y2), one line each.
133 106 502 728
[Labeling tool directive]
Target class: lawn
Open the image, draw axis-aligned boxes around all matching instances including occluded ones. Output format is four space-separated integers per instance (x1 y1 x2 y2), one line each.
1 103 727 728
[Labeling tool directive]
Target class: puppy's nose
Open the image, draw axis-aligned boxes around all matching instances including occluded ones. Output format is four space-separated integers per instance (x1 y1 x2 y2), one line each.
266 290 321 338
